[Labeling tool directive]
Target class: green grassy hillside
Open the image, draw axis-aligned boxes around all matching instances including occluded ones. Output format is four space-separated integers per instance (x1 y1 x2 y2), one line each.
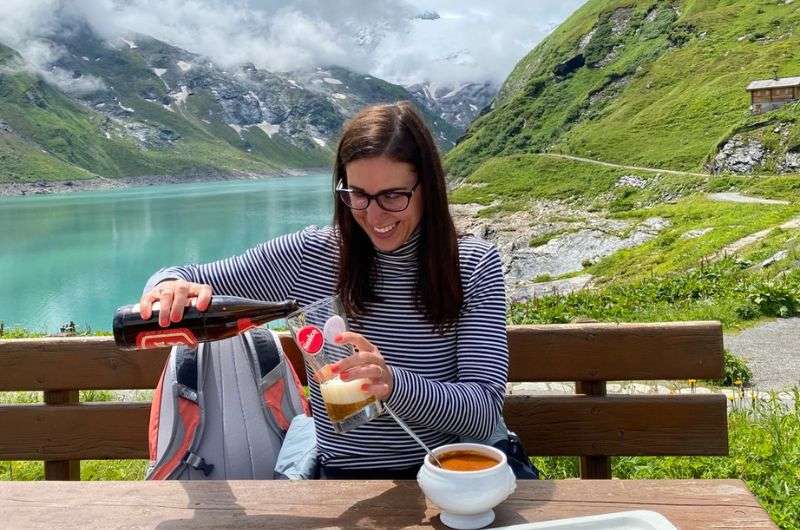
0 28 456 184
446 0 800 179
0 42 282 182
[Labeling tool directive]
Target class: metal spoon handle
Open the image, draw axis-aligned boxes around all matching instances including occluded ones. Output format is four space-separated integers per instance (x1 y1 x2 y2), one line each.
383 402 443 468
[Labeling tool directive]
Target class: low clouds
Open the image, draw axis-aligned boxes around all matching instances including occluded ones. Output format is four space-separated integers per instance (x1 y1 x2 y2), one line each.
0 1 109 94
0 0 586 87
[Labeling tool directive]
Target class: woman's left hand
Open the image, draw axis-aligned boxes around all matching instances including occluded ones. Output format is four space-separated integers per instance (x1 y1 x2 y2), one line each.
332 331 394 401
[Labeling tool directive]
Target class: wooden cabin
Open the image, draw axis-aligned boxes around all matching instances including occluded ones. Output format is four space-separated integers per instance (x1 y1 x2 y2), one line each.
747 76 800 114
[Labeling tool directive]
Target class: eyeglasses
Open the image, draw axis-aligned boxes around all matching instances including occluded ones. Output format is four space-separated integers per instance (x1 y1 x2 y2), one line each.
336 181 420 212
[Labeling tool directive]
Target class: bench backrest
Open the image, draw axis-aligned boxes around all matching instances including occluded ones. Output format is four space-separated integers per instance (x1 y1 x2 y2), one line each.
0 321 727 480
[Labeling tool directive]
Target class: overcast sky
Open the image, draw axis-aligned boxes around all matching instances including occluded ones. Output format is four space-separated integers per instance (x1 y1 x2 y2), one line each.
0 0 587 87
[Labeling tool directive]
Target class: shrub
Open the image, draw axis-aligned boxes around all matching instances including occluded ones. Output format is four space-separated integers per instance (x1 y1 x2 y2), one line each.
747 280 800 318
718 350 753 387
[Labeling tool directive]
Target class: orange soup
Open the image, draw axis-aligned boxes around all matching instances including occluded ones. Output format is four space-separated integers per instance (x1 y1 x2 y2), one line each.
438 450 499 471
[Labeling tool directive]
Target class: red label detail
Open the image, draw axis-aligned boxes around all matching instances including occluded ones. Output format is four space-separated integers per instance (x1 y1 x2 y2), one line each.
136 328 198 349
297 325 324 355
237 318 255 333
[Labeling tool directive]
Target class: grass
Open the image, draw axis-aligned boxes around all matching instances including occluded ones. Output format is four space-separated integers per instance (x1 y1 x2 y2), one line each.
510 258 800 332
449 154 800 290
446 0 800 179
533 390 800 529
448 153 745 215
589 196 800 280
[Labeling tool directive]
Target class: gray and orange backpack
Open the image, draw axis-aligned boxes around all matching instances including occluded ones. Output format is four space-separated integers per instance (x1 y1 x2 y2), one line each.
145 328 310 480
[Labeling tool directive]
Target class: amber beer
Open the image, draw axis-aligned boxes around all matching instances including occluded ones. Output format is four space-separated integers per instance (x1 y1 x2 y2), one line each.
113 295 299 350
320 376 378 423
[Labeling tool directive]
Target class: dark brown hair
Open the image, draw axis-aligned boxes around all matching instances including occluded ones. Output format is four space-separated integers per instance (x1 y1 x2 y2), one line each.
333 101 462 333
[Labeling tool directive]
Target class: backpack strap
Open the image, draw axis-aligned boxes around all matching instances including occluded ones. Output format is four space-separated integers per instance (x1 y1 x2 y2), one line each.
148 343 213 479
250 328 281 378
249 328 310 430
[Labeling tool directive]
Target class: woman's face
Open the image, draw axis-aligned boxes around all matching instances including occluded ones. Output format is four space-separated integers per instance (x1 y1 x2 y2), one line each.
345 155 423 252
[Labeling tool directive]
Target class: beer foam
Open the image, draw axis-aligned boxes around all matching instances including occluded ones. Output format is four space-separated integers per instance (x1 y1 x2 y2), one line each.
320 376 370 405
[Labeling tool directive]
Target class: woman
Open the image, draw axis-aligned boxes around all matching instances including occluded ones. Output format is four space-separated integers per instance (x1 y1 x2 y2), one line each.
139 101 509 479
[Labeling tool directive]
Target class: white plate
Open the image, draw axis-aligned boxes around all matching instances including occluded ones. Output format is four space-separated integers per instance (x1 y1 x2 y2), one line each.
490 510 677 529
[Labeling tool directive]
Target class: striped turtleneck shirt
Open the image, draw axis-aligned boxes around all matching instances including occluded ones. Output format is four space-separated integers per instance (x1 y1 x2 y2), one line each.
146 225 509 469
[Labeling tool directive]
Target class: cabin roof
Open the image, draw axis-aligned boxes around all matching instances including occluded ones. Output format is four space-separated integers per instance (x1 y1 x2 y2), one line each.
747 76 800 91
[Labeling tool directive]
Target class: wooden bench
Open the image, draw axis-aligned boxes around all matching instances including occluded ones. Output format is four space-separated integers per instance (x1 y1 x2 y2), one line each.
0 321 727 481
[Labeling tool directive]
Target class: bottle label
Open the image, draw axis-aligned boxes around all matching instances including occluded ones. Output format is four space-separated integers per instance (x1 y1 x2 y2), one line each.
136 328 199 349
296 325 324 355
237 318 256 333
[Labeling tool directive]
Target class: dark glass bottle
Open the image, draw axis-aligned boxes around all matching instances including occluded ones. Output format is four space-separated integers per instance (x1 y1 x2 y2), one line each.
113 296 299 350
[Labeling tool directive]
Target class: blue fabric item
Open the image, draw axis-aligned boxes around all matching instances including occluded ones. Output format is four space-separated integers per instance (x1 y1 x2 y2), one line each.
493 432 539 480
274 414 318 479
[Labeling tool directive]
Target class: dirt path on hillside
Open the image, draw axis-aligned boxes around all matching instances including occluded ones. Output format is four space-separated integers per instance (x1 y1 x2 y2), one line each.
711 215 800 259
708 192 789 205
538 153 712 177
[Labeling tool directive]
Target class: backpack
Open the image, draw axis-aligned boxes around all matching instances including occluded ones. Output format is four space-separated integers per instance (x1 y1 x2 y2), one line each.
145 328 309 480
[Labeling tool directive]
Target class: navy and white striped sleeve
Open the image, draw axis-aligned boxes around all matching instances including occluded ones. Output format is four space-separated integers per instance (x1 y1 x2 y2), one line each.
143 226 313 301
385 246 509 439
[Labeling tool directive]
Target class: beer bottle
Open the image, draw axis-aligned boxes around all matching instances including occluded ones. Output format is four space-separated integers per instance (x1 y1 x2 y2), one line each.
113 296 299 350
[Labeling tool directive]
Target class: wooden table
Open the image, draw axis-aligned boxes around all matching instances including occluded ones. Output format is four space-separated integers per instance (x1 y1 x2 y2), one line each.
0 479 776 529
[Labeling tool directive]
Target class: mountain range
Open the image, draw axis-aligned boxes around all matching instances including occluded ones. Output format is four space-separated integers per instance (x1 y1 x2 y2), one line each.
0 20 465 184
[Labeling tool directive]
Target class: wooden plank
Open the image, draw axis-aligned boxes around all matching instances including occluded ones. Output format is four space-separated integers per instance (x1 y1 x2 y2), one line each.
0 322 723 391
43 460 81 481
0 403 149 460
0 335 301 391
0 480 776 528
43 390 81 481
507 321 723 382
0 337 170 391
0 394 728 461
574 382 611 479
504 394 729 456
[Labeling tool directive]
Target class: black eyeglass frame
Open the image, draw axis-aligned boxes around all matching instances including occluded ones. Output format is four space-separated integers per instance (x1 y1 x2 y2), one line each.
335 180 421 212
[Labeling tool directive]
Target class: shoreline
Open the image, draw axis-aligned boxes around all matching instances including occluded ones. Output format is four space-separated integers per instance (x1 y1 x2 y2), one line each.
0 168 330 197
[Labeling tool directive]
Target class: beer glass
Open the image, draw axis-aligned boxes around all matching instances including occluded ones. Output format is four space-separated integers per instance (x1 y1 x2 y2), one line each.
286 295 383 433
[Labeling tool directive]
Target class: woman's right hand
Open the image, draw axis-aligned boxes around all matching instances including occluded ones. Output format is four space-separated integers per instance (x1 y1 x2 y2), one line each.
139 280 213 327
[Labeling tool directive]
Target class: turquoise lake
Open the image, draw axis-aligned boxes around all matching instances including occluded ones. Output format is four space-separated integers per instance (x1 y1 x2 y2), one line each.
0 174 333 333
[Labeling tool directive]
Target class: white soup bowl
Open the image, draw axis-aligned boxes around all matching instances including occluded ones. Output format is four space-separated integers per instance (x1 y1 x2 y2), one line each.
416 442 516 529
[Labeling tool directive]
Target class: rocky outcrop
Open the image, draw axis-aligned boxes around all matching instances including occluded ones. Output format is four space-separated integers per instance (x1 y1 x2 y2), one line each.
553 55 585 78
452 203 670 302
510 275 594 303
609 7 634 35
615 174 648 188
405 81 497 133
712 123 800 174
505 217 668 291
712 137 766 173
778 151 800 172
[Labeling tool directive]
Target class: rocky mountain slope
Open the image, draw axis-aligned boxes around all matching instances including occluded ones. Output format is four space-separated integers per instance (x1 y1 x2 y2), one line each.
0 22 459 184
406 80 496 133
